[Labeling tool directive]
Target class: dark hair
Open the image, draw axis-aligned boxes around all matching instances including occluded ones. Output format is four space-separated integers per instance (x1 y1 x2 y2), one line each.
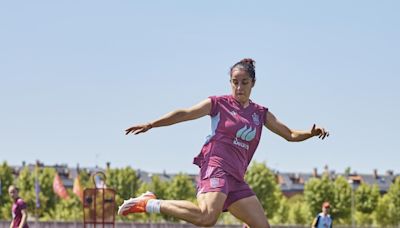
230 58 256 81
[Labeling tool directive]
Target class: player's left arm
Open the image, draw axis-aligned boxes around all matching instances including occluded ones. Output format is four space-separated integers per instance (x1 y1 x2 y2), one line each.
264 111 329 141
19 209 28 228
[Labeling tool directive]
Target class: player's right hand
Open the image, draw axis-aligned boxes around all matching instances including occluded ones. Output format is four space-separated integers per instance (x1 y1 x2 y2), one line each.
125 123 153 135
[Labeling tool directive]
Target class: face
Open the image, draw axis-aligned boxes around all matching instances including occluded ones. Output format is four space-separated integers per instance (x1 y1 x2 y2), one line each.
322 206 330 215
230 69 255 104
8 186 18 200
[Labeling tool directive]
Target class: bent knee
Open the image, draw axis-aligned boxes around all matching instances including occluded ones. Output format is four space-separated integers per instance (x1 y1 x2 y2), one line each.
194 213 219 227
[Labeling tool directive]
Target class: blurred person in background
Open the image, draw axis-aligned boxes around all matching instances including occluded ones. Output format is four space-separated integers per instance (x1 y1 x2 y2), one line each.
312 201 333 228
8 185 29 228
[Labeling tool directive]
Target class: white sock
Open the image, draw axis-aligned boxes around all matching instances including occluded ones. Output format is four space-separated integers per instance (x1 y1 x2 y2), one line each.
146 199 161 213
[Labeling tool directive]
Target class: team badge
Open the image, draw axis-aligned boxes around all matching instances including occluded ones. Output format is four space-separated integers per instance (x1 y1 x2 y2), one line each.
252 113 260 125
210 178 220 188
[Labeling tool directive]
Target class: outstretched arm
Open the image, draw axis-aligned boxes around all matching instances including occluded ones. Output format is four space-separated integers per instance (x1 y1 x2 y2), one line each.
265 111 329 142
125 98 212 135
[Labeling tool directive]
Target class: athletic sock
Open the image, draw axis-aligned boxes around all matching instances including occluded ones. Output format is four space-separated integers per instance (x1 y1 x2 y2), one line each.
146 199 161 213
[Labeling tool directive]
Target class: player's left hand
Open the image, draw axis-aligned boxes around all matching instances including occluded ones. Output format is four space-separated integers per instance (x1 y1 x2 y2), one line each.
311 124 329 139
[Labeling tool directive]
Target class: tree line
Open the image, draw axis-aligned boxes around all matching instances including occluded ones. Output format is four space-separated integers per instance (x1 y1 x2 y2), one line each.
0 161 399 226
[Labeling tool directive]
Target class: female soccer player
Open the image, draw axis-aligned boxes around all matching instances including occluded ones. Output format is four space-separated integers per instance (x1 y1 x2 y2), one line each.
119 58 329 227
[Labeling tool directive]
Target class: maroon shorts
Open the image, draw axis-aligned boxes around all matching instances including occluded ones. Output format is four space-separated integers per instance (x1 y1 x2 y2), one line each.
196 166 255 212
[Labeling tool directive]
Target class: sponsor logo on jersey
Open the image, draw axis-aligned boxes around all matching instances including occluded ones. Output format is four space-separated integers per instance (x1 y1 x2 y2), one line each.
233 137 249 150
232 125 257 150
236 125 256 141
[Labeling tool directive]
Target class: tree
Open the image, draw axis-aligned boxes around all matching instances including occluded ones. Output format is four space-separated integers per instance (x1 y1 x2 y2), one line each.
388 177 400 225
375 177 400 226
245 161 280 218
331 176 352 223
139 175 168 202
344 167 351 176
305 175 351 224
42 189 82 221
106 167 141 201
37 167 57 220
304 175 334 217
0 162 14 219
375 194 397 227
136 175 169 222
164 173 196 222
269 193 289 225
73 168 91 190
166 173 196 201
354 183 379 226
106 167 142 221
16 166 36 216
287 195 310 225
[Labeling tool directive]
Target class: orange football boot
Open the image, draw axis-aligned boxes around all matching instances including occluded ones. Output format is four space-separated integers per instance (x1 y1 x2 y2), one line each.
118 191 156 215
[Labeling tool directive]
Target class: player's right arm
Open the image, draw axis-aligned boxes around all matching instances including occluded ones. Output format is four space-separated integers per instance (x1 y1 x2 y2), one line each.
125 98 211 135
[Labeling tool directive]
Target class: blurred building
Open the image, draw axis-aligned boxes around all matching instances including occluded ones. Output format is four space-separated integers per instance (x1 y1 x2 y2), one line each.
10 161 398 197
276 166 398 197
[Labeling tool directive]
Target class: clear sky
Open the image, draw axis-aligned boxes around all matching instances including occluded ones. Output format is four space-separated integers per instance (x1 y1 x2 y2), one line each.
1 1 399 175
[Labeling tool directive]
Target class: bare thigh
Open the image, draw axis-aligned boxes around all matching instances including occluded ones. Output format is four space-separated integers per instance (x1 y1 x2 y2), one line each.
228 195 270 228
197 191 227 215
160 191 227 227
196 191 227 226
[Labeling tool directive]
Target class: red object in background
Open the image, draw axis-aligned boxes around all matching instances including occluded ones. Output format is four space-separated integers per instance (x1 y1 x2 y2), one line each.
73 176 84 202
53 173 69 199
83 172 116 228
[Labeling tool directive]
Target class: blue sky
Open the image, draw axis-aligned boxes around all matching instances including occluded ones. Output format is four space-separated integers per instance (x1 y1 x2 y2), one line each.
1 1 399 175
